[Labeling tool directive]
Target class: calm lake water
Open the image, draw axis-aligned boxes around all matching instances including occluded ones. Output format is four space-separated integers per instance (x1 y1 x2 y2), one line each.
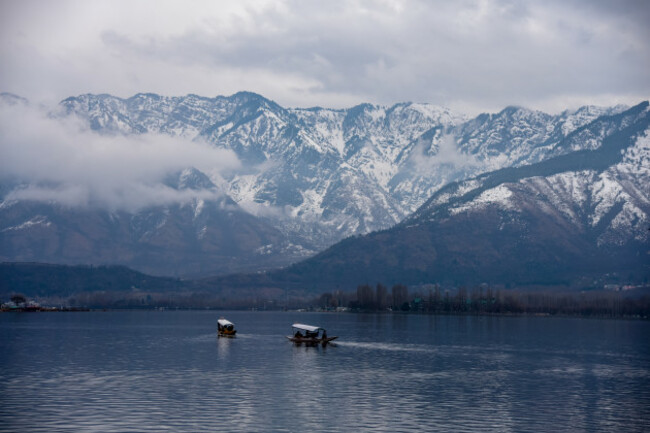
0 311 648 432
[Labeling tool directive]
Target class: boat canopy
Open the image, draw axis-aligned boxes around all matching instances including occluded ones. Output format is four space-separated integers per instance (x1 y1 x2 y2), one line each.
218 318 235 327
292 323 323 332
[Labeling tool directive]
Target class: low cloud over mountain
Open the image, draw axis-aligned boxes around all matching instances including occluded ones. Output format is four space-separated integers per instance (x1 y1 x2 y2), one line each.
0 98 240 212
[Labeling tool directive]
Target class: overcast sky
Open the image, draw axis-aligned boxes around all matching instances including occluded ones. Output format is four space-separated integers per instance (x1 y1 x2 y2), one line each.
1 0 648 115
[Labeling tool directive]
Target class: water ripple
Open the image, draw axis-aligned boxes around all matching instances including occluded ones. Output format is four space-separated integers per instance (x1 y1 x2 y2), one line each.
1 311 648 432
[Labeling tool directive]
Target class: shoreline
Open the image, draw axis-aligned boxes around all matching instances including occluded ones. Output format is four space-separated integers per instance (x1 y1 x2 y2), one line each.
2 307 646 320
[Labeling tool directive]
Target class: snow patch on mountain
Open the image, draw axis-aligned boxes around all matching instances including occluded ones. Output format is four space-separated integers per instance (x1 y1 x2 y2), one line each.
449 185 514 215
524 171 593 225
592 129 650 245
1 215 52 232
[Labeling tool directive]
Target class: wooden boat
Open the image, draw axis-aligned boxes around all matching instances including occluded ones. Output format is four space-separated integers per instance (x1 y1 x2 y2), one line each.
287 323 338 346
217 317 237 337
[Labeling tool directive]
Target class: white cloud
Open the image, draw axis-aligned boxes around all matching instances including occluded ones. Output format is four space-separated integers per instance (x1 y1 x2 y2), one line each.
0 103 241 211
0 0 648 114
411 134 479 174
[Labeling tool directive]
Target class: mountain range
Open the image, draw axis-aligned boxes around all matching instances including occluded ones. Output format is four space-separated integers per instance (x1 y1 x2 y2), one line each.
213 102 649 290
1 91 648 287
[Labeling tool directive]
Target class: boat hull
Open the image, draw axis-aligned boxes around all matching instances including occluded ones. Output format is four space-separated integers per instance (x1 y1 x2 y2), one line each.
287 336 338 346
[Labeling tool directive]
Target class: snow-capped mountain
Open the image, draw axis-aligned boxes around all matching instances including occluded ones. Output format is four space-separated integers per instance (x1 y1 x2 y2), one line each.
212 103 649 290
56 92 471 252
1 91 646 277
57 93 629 243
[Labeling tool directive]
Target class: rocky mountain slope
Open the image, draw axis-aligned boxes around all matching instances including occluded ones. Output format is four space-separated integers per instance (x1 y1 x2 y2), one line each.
0 262 186 298
0 168 293 276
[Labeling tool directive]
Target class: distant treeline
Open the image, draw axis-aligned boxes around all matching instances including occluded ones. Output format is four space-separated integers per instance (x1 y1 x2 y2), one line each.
315 283 650 318
2 263 648 317
36 290 279 310
4 283 650 318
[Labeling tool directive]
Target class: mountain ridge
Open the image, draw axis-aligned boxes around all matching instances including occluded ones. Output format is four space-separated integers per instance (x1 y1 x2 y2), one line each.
1 92 646 278
202 104 650 290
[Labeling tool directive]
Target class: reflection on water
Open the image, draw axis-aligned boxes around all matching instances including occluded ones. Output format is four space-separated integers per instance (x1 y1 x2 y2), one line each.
0 311 648 432
216 335 232 360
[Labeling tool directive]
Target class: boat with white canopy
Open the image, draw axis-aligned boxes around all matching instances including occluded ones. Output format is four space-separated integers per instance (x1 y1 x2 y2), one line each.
217 317 237 337
287 323 337 346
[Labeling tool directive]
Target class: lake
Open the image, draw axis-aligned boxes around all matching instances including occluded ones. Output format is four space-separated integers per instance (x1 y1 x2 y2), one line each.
1 311 648 432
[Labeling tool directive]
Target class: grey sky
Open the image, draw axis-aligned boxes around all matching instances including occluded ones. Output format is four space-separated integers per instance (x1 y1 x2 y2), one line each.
1 0 648 114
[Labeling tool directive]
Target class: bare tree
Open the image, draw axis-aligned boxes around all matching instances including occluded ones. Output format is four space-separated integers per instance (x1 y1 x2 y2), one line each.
391 284 409 310
376 283 388 311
